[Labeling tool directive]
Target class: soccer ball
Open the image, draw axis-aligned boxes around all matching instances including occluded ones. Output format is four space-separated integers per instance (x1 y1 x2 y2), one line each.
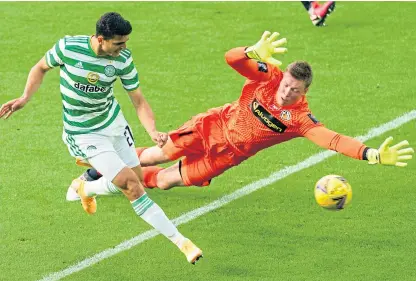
314 175 352 210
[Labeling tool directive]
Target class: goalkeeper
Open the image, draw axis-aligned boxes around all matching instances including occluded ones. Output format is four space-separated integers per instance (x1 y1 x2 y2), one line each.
67 31 414 196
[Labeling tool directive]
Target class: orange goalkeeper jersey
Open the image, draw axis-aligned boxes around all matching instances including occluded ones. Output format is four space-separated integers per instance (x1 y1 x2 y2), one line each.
216 47 367 160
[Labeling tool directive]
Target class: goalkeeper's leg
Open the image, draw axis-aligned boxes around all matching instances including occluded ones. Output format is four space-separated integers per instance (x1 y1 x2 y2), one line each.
138 136 187 167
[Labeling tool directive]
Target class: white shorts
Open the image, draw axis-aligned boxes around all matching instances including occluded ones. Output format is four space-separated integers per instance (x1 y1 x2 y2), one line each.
62 112 140 181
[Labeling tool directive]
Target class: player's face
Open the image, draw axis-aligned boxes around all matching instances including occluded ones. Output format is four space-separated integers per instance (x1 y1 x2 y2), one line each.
101 35 129 57
276 72 308 106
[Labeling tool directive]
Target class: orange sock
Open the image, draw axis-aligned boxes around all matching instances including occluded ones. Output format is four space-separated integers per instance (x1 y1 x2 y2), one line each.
141 166 163 188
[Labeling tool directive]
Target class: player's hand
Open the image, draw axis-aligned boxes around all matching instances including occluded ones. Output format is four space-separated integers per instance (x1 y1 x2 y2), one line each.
245 31 288 66
150 131 168 148
0 97 29 119
366 136 414 167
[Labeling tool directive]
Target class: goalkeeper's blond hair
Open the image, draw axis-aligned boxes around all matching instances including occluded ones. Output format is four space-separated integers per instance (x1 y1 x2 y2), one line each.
287 61 313 88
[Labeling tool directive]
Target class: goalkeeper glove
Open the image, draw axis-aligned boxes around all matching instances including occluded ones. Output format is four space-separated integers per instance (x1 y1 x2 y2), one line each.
245 31 288 66
366 136 414 167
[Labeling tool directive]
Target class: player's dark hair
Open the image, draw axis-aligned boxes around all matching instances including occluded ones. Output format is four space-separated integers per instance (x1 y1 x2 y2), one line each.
286 61 313 88
96 12 132 40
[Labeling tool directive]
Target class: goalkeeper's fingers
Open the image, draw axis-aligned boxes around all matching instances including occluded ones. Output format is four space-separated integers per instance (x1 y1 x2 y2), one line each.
379 136 394 150
395 162 408 168
273 47 288 55
266 57 283 66
395 149 413 167
391 140 411 151
272 38 287 47
260 31 271 42
397 147 415 155
267 32 280 43
398 155 413 161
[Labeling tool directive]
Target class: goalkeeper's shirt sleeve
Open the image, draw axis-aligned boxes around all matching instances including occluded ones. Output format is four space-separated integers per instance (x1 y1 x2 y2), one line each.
225 47 278 81
304 126 367 160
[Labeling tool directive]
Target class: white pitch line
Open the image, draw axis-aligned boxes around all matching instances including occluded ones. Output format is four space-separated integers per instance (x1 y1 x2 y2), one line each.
39 110 416 281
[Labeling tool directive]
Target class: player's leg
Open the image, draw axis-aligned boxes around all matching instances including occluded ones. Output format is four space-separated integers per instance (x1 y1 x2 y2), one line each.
67 116 201 196
123 125 203 263
306 1 336 27
117 131 203 264
301 1 314 12
140 162 185 190
141 151 235 190
138 118 206 167
65 137 182 200
66 168 117 201
68 111 208 198
141 116 239 190
71 137 202 263
302 1 323 26
67 163 183 200
108 143 242 191
63 132 111 212
65 127 168 200
66 137 180 198
136 137 182 166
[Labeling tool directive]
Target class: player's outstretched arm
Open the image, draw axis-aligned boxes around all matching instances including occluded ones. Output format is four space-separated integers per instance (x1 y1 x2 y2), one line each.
245 31 288 66
365 137 414 167
128 88 168 148
0 57 51 119
304 126 414 167
225 31 287 81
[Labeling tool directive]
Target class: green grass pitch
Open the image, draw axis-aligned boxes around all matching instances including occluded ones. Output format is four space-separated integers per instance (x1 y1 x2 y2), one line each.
0 2 415 281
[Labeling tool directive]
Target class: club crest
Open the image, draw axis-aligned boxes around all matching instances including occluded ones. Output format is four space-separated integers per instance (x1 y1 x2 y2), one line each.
280 110 291 121
104 65 116 77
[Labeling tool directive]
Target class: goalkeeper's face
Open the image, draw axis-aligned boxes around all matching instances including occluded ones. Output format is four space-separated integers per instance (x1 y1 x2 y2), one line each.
276 72 308 106
101 35 129 57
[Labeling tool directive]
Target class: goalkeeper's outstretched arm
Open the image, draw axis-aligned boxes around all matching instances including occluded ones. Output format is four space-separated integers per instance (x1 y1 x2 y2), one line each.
304 126 414 167
225 31 287 81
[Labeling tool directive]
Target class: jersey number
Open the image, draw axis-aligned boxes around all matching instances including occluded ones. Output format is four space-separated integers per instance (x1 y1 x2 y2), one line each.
124 125 134 147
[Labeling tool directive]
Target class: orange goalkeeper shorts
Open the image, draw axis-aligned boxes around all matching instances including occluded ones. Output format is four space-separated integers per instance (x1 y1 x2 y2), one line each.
165 108 247 187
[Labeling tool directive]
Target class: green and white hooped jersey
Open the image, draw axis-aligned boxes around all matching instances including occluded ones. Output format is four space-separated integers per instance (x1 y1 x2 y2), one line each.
45 35 140 135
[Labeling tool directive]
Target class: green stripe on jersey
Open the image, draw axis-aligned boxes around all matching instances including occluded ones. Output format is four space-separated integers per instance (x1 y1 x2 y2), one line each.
63 103 120 128
45 35 140 134
60 77 112 100
61 67 116 87
64 103 121 135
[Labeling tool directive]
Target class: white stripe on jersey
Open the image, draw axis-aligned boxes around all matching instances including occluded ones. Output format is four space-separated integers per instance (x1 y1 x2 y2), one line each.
46 35 140 134
61 99 109 112
124 81 140 91
65 63 115 83
120 67 138 80
63 100 113 123
65 42 89 49
63 101 119 133
64 48 133 70
60 83 110 105
60 70 112 97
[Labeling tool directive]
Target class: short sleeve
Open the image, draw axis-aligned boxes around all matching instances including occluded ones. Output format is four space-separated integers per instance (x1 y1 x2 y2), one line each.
119 53 140 92
45 38 65 68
